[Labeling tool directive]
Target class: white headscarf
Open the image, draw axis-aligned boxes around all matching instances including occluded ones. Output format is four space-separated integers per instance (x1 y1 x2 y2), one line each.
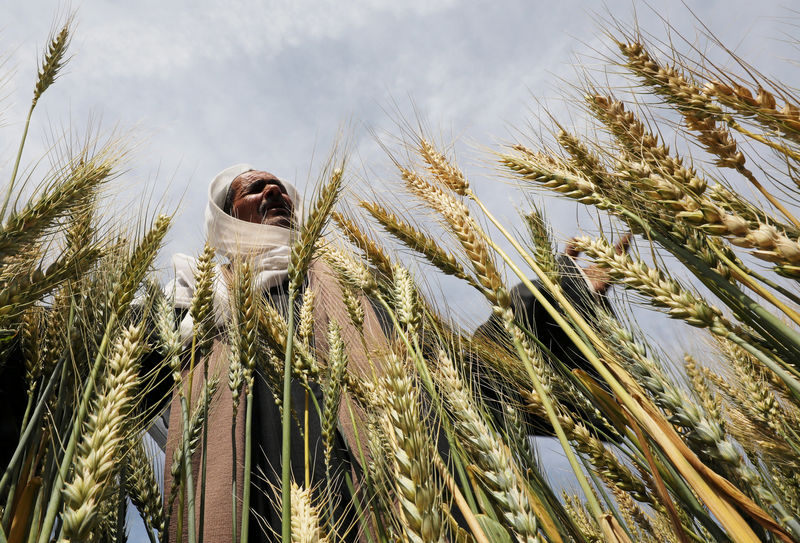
167 164 303 340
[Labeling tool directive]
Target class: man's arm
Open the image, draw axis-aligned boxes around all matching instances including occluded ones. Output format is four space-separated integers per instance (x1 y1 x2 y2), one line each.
472 236 630 435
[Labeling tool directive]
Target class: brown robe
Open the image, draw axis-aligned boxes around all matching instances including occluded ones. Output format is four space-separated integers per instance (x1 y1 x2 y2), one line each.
163 260 389 542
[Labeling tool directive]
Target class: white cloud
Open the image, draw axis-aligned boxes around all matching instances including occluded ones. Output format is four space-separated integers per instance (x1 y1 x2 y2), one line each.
3 0 798 334
58 0 462 79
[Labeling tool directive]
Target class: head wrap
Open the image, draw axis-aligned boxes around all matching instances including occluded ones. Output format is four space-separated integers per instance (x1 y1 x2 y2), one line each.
166 164 303 341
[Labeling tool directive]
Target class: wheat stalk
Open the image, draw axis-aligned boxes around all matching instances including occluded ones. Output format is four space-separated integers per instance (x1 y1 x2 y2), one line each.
684 356 725 433
32 20 71 107
125 438 165 543
380 352 445 543
61 323 144 541
562 494 602 543
281 164 345 542
340 283 364 330
37 214 171 543
436 351 541 543
322 321 347 473
258 297 320 384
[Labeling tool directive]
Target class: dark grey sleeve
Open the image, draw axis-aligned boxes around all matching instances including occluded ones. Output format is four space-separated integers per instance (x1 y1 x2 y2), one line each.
470 254 614 436
475 254 609 376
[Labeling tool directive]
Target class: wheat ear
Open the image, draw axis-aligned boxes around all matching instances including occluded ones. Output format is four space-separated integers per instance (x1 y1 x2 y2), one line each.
523 206 559 279
163 377 219 539
418 138 469 195
322 320 348 534
3 17 72 220
402 167 509 308
290 167 344 290
189 243 217 359
360 200 477 287
61 324 144 541
126 438 165 542
291 482 329 543
381 352 445 543
436 351 541 543
1 141 118 256
332 210 394 281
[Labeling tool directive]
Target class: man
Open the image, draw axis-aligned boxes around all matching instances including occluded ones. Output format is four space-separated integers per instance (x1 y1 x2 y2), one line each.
164 164 625 542
163 164 367 543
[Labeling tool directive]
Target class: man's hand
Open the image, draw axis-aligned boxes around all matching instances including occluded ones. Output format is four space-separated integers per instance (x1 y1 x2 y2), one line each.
565 234 631 295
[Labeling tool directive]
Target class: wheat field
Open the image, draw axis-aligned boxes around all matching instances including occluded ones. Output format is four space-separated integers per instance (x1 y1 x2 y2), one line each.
1 11 800 543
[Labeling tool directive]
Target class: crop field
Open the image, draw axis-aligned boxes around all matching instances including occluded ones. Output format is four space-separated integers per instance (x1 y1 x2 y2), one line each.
1 10 800 543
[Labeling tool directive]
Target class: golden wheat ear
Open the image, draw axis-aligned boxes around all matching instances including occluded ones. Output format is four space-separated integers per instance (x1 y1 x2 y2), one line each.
290 167 344 291
32 18 72 107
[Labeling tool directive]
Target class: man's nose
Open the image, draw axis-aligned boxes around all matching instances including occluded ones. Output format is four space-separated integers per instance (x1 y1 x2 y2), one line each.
261 183 282 199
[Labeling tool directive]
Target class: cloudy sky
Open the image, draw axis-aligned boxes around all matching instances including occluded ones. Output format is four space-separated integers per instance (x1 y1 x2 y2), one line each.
3 0 798 335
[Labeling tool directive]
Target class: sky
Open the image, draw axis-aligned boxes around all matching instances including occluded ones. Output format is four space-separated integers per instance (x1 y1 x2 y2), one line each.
3 1 799 539
3 0 798 334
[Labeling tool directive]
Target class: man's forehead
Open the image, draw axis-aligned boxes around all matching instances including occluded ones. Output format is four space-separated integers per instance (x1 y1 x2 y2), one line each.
233 170 283 189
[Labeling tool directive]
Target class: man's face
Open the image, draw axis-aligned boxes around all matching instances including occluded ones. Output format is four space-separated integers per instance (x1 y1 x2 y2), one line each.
229 170 294 228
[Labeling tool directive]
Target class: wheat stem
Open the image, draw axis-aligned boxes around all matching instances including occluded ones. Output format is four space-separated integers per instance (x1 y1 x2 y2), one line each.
281 288 298 543
2 104 34 222
3 19 71 222
727 119 800 163
505 311 604 520
179 371 198 543
241 371 255 543
231 412 238 543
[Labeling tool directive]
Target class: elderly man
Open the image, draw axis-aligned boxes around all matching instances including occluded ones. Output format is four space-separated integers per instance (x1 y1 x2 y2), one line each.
162 164 370 543
163 163 624 543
